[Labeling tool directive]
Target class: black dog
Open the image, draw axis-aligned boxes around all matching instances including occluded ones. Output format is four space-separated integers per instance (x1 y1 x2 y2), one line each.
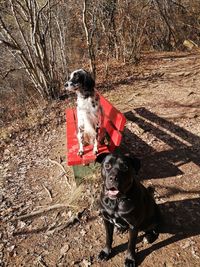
98 153 162 267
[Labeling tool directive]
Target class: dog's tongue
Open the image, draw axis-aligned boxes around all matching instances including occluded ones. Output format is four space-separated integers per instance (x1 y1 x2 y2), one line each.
107 189 119 197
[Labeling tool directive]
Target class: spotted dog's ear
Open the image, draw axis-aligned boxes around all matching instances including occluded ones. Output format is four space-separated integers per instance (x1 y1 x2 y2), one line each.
83 71 95 91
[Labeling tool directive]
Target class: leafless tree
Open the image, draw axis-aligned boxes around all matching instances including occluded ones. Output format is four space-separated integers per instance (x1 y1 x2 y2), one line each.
0 0 200 107
82 0 98 79
0 0 69 100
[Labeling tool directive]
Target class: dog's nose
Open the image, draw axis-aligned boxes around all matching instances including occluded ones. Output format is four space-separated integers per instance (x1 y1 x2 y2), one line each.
64 82 69 88
109 176 114 182
109 175 118 182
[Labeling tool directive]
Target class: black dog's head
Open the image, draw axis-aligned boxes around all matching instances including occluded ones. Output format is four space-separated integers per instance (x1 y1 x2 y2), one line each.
98 153 141 199
64 69 95 98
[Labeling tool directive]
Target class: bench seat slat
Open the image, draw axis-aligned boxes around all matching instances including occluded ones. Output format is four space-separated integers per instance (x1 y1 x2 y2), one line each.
66 108 109 166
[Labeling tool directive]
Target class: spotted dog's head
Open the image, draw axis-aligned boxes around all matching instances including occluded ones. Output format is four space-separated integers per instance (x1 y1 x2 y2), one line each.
64 69 95 98
97 153 141 199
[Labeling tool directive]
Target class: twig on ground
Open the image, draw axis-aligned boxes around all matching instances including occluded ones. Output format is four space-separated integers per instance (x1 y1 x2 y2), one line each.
47 208 87 234
13 203 77 221
42 184 53 201
48 158 72 188
49 158 66 173
13 208 87 236
35 255 48 267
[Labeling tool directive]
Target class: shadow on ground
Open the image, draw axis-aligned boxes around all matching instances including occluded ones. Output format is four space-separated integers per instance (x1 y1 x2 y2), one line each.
107 108 200 264
110 197 200 265
123 108 200 179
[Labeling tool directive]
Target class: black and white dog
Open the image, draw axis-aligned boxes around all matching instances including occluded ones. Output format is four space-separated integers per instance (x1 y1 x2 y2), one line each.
65 69 103 156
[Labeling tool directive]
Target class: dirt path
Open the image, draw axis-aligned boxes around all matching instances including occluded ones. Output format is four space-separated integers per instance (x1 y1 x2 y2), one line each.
1 52 200 267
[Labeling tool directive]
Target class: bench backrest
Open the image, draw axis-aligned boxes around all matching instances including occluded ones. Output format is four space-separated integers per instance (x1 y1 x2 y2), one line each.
99 94 126 148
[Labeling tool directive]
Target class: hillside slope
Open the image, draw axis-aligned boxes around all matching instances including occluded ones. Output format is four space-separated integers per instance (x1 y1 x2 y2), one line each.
1 52 200 267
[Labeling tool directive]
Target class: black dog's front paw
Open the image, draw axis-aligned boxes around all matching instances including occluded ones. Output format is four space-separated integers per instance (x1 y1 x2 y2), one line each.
125 258 136 267
98 250 110 261
143 231 159 244
93 149 98 155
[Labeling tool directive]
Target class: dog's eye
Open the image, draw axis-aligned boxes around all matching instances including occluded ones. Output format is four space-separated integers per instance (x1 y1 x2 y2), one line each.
120 164 128 172
104 163 111 170
73 72 80 80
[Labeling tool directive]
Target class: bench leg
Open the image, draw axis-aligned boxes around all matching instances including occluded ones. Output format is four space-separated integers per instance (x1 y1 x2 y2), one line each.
93 138 98 155
77 126 84 156
93 126 99 155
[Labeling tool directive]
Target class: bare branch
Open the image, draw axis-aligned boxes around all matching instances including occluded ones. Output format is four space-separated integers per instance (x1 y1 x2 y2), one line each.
82 0 96 78
15 0 29 22
9 0 35 66
2 67 28 79
38 0 49 15
0 38 19 50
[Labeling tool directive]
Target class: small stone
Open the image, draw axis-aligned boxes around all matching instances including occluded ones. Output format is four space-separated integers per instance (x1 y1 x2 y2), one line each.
3 149 10 156
17 221 27 229
191 246 200 259
163 262 173 267
7 245 15 252
82 258 92 267
67 210 72 217
80 229 86 236
181 240 191 249
60 243 70 255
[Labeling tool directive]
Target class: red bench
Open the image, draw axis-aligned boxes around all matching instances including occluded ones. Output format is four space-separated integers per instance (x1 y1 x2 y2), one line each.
66 93 126 166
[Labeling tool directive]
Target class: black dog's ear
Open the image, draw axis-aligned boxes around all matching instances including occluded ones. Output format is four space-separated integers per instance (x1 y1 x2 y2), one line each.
132 157 141 174
84 71 95 91
125 155 141 174
95 153 110 164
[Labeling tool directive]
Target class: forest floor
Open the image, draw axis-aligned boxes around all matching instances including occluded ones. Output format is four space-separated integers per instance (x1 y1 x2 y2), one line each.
1 51 200 267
